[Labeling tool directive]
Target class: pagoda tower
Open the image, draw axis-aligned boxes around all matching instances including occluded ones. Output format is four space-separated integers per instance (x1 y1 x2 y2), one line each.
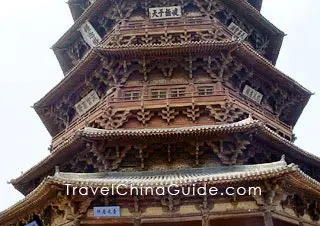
1 0 320 225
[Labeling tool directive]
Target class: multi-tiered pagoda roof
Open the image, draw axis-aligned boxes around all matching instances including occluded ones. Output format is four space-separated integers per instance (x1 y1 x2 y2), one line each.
1 1 319 226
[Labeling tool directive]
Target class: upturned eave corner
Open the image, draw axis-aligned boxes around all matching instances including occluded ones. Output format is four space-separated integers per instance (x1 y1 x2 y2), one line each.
4 1 320 225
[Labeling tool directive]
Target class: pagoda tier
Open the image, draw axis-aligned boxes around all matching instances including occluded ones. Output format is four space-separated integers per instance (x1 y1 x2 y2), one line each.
67 0 265 21
10 118 320 197
57 0 283 75
1 0 319 226
36 40 311 138
1 159 320 225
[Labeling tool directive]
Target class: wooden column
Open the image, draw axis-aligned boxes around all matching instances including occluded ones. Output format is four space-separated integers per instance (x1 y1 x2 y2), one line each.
202 215 210 226
73 219 80 226
133 218 141 226
263 211 274 226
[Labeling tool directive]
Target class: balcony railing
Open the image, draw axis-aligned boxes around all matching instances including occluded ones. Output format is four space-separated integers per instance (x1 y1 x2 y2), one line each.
51 88 292 152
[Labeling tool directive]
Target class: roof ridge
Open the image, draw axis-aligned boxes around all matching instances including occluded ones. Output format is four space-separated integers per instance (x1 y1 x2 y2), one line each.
260 125 320 163
80 116 259 134
55 158 288 178
1 160 311 224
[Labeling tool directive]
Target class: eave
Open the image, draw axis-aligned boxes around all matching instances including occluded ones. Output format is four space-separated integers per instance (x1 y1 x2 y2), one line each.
53 0 282 49
66 0 265 21
222 0 284 64
68 1 83 21
36 40 240 136
248 0 263 11
35 41 312 136
52 0 284 74
10 117 320 195
53 0 104 49
2 159 320 225
67 0 91 21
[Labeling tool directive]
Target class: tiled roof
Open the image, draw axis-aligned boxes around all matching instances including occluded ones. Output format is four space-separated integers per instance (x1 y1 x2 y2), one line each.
100 42 310 95
226 0 279 33
259 126 320 164
240 43 312 94
78 117 260 139
52 158 293 187
36 40 240 109
246 0 263 11
10 117 320 190
2 158 320 224
9 117 259 187
78 118 320 164
36 40 312 111
53 0 282 49
53 0 105 48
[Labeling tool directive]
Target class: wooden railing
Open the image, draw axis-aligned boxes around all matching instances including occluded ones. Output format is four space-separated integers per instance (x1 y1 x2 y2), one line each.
51 88 292 152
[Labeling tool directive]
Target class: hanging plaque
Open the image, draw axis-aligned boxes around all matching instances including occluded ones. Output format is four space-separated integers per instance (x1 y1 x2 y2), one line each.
242 85 263 104
228 22 248 41
75 90 100 116
149 6 182 19
79 20 102 48
25 222 39 226
94 206 121 217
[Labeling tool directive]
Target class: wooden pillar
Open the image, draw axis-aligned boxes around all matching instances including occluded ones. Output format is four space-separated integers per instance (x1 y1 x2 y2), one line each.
133 218 141 226
263 211 274 226
202 214 210 226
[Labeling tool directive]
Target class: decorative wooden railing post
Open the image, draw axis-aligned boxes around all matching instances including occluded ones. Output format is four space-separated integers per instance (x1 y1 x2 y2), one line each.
202 214 210 226
263 210 274 226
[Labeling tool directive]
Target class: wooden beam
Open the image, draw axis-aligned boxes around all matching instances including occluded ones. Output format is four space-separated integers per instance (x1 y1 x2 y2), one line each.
133 218 141 226
263 211 274 226
202 215 210 226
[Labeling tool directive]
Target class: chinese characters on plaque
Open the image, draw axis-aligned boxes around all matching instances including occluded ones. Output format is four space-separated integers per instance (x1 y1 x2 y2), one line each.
242 85 263 104
79 20 102 48
94 206 121 217
149 6 182 19
25 221 39 226
227 22 248 41
75 90 100 116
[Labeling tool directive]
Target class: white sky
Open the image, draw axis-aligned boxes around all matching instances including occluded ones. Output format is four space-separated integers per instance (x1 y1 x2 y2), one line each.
0 0 319 211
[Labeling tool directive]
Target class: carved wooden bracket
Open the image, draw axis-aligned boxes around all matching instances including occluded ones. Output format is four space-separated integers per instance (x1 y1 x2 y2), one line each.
160 195 181 212
206 100 246 123
252 179 288 212
206 134 251 165
159 104 179 124
92 104 131 129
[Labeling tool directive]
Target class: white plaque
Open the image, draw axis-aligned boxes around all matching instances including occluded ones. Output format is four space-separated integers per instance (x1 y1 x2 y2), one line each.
25 222 39 226
242 85 263 104
75 90 100 116
94 206 121 217
149 6 182 19
228 22 248 41
79 20 102 48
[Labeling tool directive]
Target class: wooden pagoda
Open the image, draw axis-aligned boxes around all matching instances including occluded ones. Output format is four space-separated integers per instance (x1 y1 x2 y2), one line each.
1 0 320 225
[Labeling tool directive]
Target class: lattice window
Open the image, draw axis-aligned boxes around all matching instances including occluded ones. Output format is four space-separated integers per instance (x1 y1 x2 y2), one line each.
170 88 186 98
151 89 167 99
197 86 214 96
123 91 140 100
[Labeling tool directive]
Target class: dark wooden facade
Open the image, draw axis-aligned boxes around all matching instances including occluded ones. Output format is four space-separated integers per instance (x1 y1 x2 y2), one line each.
0 1 319 226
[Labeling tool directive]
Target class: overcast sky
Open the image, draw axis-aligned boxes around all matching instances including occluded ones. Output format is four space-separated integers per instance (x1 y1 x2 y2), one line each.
0 0 319 211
